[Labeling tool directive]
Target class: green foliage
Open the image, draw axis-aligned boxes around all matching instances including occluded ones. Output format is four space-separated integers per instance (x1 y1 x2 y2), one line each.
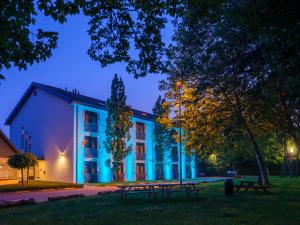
0 0 58 79
7 152 38 186
7 153 28 170
152 96 177 164
36 0 185 78
104 74 133 180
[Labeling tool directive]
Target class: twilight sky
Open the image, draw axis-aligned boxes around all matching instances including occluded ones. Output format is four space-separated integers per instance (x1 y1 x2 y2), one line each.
0 13 172 135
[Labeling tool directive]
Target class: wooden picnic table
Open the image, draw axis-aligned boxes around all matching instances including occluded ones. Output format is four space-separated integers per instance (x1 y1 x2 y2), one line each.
235 180 270 192
117 182 204 200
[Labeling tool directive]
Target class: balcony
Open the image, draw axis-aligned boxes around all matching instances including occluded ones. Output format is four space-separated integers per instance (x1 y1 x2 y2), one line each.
84 148 98 158
136 132 146 140
84 173 98 183
84 122 98 133
136 152 146 160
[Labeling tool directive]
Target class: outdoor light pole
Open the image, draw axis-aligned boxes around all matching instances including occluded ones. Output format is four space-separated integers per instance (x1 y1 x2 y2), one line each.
176 81 183 189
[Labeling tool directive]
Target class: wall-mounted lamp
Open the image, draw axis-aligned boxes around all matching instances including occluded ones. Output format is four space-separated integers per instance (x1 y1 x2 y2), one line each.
59 151 65 159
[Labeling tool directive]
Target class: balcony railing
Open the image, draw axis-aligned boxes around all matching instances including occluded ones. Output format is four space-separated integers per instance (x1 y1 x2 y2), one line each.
84 122 98 133
84 173 98 183
136 152 146 160
84 148 98 158
136 132 146 140
136 173 146 180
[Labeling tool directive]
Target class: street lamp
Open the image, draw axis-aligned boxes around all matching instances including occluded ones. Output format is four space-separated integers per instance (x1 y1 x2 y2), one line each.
289 147 295 154
176 80 183 189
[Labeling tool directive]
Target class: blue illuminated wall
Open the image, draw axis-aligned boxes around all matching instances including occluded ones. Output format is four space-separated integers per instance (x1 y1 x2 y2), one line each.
73 103 198 184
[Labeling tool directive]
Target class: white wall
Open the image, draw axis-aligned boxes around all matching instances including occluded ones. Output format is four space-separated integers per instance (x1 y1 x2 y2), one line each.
10 88 74 183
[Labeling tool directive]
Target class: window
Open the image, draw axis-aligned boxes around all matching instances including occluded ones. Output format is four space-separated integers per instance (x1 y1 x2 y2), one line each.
84 161 98 183
136 122 145 139
84 136 97 148
84 111 98 124
172 147 178 161
136 143 145 160
84 111 98 132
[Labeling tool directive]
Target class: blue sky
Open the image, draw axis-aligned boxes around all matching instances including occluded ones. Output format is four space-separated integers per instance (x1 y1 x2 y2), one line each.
0 13 173 135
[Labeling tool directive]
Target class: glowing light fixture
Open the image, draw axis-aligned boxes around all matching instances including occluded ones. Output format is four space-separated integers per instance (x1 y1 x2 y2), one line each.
289 147 294 154
59 151 65 159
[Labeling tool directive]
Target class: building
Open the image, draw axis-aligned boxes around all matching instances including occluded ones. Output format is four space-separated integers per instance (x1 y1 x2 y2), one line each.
0 130 18 185
5 82 197 184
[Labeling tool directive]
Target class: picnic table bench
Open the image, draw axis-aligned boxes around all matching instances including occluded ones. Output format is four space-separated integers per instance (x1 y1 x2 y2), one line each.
117 182 206 200
234 180 270 192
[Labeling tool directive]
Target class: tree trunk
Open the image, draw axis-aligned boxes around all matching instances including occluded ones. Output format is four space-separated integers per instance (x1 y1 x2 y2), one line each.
233 90 270 185
27 167 29 184
115 161 119 182
245 125 270 185
278 82 300 176
21 168 24 187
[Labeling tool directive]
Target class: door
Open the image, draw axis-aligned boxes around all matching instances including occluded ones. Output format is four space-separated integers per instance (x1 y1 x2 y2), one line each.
156 163 164 180
113 163 124 182
136 163 146 180
84 161 98 183
172 164 178 179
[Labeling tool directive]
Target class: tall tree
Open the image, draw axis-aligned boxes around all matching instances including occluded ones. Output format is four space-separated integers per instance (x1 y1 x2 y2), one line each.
105 74 133 181
152 96 176 178
25 153 38 184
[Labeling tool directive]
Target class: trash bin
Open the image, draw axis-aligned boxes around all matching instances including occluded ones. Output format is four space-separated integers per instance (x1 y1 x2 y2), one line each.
224 179 234 196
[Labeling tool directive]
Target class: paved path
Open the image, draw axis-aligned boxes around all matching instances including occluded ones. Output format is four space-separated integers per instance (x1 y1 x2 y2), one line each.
0 185 118 203
0 177 230 203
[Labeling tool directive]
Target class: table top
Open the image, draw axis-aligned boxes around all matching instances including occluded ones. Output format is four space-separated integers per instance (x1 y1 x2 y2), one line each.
239 180 260 184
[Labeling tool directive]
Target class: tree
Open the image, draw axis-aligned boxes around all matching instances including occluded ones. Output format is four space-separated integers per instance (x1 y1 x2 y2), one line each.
160 1 300 184
7 153 28 186
152 96 176 179
7 152 38 186
104 74 133 181
1 0 184 79
0 0 58 80
25 153 38 184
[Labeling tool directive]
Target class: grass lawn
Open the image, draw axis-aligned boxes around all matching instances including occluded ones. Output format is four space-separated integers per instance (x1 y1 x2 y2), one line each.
0 177 300 225
0 180 83 193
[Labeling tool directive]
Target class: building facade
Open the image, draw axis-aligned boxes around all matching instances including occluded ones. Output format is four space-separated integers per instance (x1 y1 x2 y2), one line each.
6 82 197 184
0 130 18 185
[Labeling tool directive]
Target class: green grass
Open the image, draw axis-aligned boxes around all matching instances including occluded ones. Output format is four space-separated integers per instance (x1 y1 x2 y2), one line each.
0 177 300 225
0 180 83 193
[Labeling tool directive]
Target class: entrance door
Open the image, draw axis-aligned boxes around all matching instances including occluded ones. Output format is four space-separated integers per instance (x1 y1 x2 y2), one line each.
136 163 146 180
172 164 178 179
186 164 191 179
84 161 98 183
155 163 164 180
113 163 124 182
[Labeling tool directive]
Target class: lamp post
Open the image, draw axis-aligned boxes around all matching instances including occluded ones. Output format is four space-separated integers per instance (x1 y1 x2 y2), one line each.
176 80 183 189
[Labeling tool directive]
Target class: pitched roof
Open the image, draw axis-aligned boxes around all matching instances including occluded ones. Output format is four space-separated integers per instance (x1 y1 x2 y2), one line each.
5 82 154 125
0 130 18 157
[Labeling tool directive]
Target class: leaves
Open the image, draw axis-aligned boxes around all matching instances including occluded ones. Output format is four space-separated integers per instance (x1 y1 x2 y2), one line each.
0 0 58 79
104 74 133 173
